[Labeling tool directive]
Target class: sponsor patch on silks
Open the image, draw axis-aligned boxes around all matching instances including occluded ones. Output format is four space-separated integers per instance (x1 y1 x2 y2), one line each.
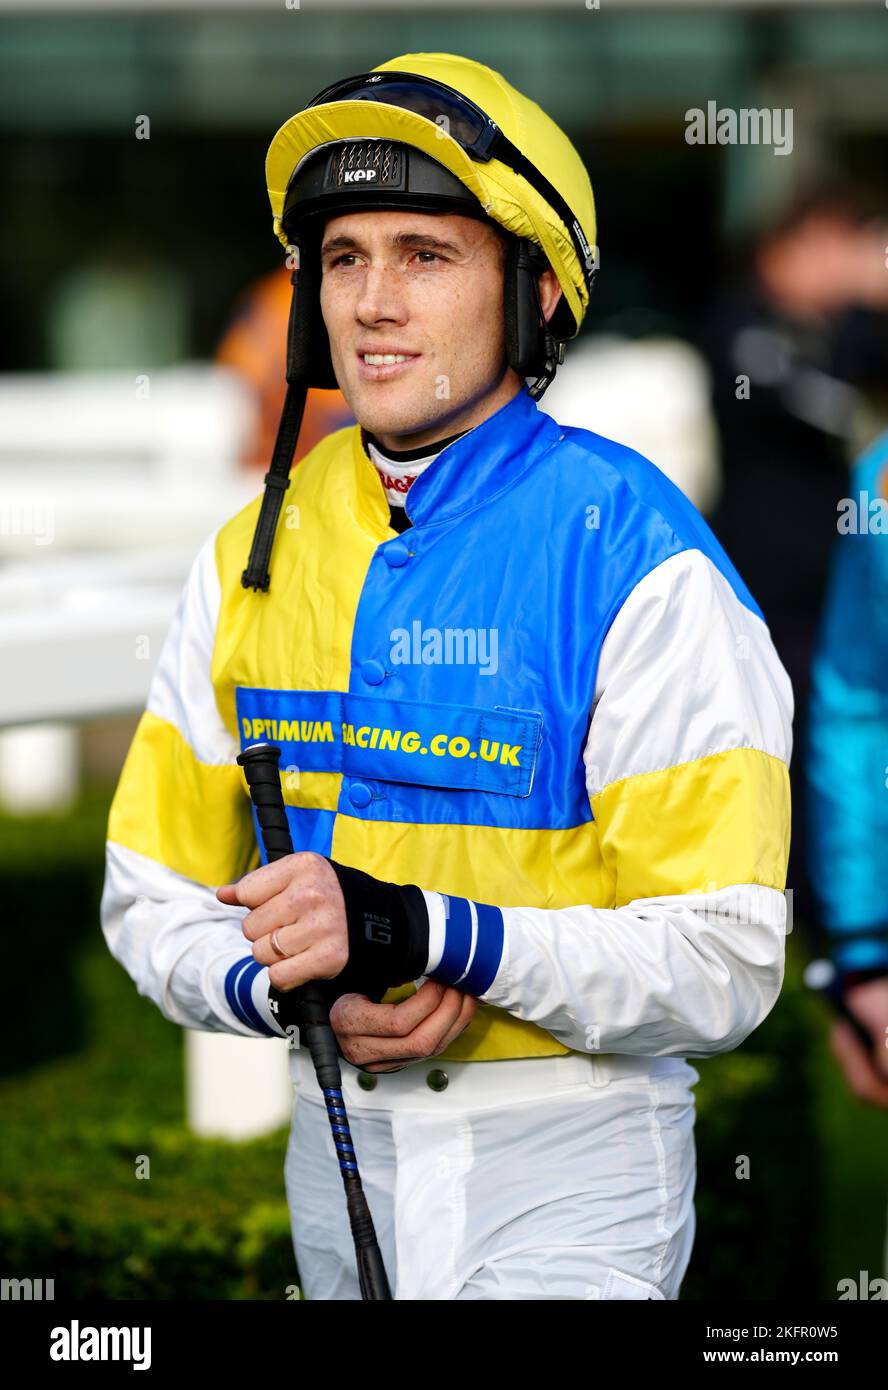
236 688 542 797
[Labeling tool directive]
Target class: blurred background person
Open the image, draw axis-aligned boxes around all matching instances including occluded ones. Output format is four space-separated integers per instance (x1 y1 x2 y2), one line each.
697 187 888 923
805 428 888 1111
215 264 354 469
805 428 888 1280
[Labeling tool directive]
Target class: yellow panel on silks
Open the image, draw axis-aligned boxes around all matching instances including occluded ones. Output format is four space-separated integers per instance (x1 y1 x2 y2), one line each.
107 711 259 887
211 425 393 743
592 747 791 906
210 425 386 854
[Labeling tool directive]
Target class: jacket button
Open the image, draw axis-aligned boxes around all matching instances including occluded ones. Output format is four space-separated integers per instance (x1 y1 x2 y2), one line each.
348 782 372 809
385 542 410 567
360 659 386 685
426 1068 449 1092
357 1073 378 1091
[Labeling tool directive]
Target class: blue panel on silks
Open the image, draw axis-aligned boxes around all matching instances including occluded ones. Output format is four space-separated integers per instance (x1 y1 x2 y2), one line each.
236 686 541 795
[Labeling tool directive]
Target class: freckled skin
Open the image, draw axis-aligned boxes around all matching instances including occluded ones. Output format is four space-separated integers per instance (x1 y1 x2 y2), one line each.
319 208 562 451
217 211 563 1066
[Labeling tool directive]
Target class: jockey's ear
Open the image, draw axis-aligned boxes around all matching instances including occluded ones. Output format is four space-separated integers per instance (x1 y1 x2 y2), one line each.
538 265 564 327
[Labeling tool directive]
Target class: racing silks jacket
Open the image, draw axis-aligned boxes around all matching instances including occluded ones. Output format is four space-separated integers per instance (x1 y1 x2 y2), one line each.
806 432 888 976
101 383 793 1064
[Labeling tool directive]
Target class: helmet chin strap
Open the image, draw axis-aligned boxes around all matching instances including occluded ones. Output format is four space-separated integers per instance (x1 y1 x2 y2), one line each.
519 251 566 402
527 327 565 401
241 267 308 593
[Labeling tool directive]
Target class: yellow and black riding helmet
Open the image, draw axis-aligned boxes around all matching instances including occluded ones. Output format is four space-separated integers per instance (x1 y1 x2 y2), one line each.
243 52 598 590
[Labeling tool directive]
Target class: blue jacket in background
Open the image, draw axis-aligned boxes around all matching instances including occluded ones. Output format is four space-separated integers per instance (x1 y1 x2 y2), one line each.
806 431 888 972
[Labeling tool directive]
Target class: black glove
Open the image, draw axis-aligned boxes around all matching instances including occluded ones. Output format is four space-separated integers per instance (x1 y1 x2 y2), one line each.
268 860 430 1032
326 859 430 998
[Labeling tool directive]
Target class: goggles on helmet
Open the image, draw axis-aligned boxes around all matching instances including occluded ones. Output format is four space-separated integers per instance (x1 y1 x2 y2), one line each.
304 70 596 300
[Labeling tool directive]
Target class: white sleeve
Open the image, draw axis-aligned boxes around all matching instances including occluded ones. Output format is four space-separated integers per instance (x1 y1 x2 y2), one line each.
100 530 285 1039
423 549 794 1058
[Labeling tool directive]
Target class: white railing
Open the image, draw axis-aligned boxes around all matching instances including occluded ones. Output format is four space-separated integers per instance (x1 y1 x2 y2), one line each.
0 364 292 1138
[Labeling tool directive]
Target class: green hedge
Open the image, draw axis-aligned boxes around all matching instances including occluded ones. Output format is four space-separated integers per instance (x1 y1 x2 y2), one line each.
0 787 299 1299
682 950 825 1299
0 937 299 1298
0 787 113 1076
